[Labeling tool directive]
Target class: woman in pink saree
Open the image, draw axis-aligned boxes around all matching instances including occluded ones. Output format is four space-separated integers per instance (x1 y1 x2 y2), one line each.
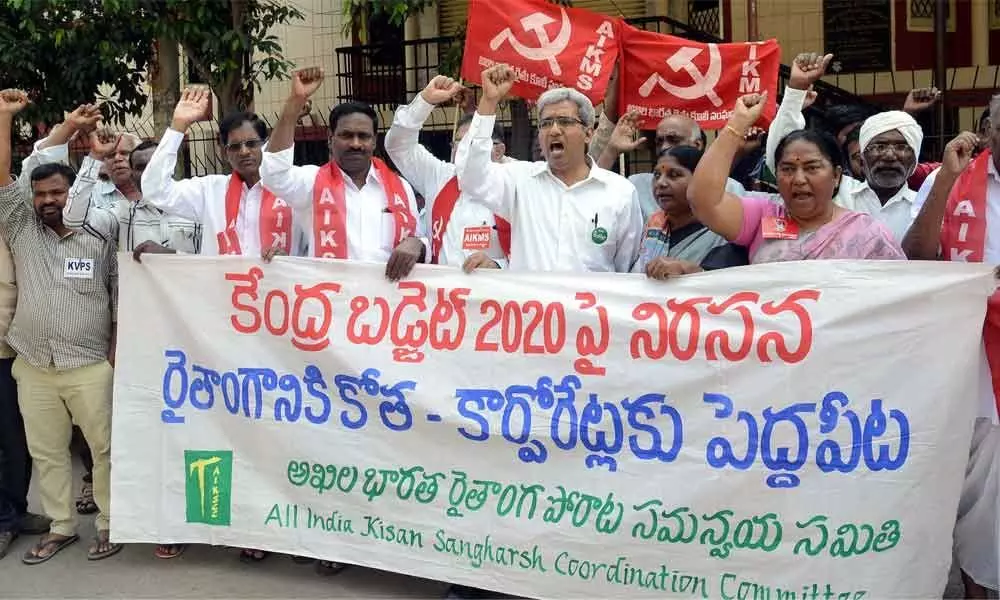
686 94 903 264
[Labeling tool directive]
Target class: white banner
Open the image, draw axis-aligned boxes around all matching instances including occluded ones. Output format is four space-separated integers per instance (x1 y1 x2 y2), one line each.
112 257 993 599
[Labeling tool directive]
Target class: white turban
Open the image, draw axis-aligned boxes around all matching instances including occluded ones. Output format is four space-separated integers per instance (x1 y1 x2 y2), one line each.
858 110 923 156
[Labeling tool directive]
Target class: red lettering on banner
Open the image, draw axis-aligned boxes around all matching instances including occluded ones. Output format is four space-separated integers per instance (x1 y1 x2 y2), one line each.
574 292 610 376
627 290 821 364
222 272 820 366
389 282 430 363
429 287 472 352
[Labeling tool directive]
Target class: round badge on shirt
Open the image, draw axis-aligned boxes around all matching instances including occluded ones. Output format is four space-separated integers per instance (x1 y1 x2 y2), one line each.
591 227 608 245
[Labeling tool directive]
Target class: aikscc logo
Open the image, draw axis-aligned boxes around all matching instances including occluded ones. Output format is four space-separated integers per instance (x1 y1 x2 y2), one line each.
184 450 233 526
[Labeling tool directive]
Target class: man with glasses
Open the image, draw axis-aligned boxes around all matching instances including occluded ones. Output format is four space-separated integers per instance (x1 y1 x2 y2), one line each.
385 75 511 272
261 68 426 282
141 87 302 260
455 64 642 273
63 131 202 257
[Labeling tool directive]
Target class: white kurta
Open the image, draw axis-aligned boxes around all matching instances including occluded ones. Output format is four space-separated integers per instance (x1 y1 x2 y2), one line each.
141 128 307 257
911 159 1000 590
454 112 643 273
384 94 508 268
260 147 428 262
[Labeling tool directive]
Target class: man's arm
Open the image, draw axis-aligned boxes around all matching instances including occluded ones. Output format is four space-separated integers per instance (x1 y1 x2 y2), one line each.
0 90 30 235
615 187 644 273
593 110 647 171
454 65 519 221
16 104 99 195
384 76 462 199
765 52 831 173
260 68 325 210
64 154 118 241
902 132 977 259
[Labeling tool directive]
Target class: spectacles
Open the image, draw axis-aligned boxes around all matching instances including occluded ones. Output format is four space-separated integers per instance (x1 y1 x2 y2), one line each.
225 139 266 152
538 116 586 130
866 141 912 155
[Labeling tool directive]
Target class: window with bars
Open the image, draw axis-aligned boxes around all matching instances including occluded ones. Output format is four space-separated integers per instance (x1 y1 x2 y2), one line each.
906 0 955 31
991 0 1000 29
688 0 721 38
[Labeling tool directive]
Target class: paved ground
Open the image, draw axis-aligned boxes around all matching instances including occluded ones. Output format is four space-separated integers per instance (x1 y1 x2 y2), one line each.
0 460 974 598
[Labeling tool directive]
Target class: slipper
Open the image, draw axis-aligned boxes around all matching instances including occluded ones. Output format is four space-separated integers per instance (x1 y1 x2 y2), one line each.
239 548 269 563
22 534 79 565
315 559 348 576
87 531 123 561
154 544 187 559
75 482 97 515
0 530 17 560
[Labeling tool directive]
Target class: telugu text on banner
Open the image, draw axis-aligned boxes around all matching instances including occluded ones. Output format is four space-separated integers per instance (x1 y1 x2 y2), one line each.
112 258 992 599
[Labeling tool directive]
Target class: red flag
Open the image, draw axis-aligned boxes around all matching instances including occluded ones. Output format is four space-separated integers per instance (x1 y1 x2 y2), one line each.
460 0 619 103
618 24 780 129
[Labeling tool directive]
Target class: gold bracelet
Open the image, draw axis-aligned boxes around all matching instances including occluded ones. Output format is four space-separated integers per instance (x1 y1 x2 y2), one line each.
724 124 746 139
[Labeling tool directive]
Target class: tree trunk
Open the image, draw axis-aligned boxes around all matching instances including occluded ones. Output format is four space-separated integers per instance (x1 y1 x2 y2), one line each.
151 36 180 136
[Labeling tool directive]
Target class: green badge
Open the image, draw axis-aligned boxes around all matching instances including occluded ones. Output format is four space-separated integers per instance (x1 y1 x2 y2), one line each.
184 450 233 526
591 227 608 245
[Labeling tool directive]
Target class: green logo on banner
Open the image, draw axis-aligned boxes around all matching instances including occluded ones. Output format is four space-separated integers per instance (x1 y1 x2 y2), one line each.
184 450 233 526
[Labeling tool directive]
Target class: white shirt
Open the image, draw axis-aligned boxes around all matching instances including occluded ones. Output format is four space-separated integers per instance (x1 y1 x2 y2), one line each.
141 129 307 257
912 161 1000 420
455 112 643 273
384 95 508 268
66 156 202 253
260 146 428 263
765 86 916 242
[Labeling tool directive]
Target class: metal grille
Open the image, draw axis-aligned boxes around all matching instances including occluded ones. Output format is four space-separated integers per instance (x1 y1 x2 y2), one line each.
994 0 1000 19
910 0 948 19
687 0 720 37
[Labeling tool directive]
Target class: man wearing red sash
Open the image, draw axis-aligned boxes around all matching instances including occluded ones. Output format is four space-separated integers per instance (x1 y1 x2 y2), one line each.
904 111 1000 597
385 75 511 272
142 88 303 262
262 68 427 282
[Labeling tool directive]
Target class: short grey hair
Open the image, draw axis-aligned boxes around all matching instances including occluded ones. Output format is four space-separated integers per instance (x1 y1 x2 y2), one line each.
537 87 595 128
990 93 1000 124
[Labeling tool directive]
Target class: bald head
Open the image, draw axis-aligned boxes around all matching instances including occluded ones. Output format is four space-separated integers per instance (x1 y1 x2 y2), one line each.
655 115 703 153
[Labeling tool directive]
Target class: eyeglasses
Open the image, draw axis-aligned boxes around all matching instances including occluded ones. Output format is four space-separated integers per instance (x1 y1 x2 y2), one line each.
866 141 912 156
538 116 586 130
224 139 266 152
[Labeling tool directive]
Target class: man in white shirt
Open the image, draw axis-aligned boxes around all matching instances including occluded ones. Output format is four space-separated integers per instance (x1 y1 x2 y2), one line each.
385 75 509 272
261 68 427 281
90 132 141 211
64 133 202 256
455 64 643 273
766 52 922 243
903 123 999 598
141 88 303 260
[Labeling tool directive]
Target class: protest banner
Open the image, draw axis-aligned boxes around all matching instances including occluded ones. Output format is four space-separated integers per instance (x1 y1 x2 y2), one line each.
112 257 993 599
619 24 780 129
460 0 619 103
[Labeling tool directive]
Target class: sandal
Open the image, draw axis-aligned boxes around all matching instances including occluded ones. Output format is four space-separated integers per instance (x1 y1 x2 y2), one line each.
154 544 187 559
0 530 17 560
238 548 269 563
22 533 79 565
315 559 348 576
87 530 123 561
75 482 97 515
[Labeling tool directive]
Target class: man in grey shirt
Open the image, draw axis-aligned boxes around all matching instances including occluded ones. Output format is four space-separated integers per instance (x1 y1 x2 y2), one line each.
0 89 121 564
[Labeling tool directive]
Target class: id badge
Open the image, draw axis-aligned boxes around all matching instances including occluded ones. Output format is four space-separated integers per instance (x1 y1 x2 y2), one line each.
462 226 492 250
761 216 799 240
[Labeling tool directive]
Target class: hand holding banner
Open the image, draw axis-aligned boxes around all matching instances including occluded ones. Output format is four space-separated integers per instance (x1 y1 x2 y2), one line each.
619 24 780 129
460 0 619 103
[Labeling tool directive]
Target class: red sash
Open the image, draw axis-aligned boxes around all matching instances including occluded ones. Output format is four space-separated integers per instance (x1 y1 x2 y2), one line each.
429 175 513 264
941 150 1000 414
312 158 416 259
217 174 292 255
